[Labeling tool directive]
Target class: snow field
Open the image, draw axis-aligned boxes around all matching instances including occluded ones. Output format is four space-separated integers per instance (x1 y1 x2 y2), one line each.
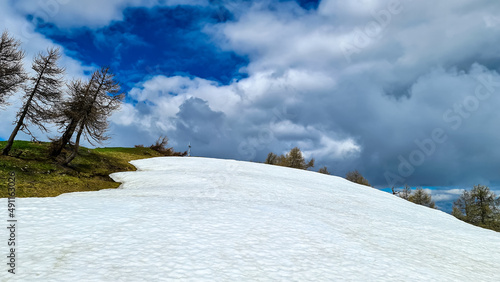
1 157 500 281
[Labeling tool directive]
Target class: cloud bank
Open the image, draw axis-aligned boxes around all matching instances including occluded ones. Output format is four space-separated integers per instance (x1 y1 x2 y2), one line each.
2 0 500 189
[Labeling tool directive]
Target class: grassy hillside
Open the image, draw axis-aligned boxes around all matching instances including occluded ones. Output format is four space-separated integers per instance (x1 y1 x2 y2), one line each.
0 141 164 197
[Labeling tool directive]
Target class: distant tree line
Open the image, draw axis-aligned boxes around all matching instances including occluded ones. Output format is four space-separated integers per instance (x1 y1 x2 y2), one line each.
265 147 315 170
392 185 436 209
265 147 372 187
392 184 500 232
0 30 123 165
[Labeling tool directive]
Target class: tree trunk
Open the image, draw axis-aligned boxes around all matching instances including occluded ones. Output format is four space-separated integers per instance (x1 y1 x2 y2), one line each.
2 85 38 155
49 118 78 157
62 125 83 166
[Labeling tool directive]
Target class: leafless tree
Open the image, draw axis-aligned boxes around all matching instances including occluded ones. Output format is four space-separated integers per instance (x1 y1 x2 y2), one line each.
54 67 123 165
2 48 64 156
0 30 27 107
49 79 91 157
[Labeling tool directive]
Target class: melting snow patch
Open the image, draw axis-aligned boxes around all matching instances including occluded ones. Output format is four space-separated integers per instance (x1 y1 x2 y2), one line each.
1 157 500 281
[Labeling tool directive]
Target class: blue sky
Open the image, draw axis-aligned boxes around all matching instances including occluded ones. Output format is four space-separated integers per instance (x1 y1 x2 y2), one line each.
33 5 250 91
2 0 500 207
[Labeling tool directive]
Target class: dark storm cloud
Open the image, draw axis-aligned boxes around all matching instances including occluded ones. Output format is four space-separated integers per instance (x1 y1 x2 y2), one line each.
193 0 500 188
172 97 228 148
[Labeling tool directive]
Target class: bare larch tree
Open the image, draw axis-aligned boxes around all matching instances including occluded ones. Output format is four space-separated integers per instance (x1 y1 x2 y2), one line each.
52 67 123 165
2 48 64 156
0 30 26 107
49 77 95 158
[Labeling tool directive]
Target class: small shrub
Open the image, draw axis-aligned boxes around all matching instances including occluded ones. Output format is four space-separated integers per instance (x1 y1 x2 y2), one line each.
150 136 187 156
318 166 330 175
345 170 371 187
392 185 411 200
393 185 436 209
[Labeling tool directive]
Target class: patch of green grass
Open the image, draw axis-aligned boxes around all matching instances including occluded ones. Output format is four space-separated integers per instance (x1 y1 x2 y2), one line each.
0 141 163 198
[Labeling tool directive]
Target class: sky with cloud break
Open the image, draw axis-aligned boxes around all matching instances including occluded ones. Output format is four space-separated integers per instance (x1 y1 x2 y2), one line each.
1 0 500 203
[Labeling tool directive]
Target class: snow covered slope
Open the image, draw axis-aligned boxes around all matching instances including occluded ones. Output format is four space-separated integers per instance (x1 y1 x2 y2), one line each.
3 157 500 281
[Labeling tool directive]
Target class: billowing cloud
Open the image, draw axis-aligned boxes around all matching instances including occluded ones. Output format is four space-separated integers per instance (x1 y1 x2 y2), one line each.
112 0 500 188
9 0 209 29
111 70 359 162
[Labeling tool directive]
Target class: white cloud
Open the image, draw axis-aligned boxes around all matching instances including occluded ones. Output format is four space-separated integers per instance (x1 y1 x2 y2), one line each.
429 193 456 202
0 1 91 78
119 68 361 161
10 0 209 29
318 0 387 18
110 103 137 126
305 136 361 160
128 75 242 115
484 15 500 28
